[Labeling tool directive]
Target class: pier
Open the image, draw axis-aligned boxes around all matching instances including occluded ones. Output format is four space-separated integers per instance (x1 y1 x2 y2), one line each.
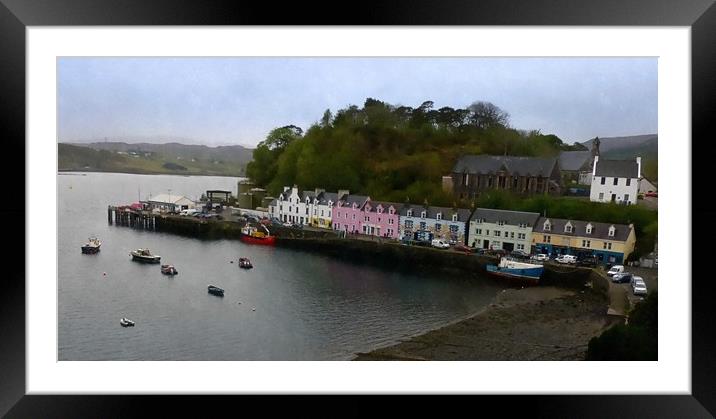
107 206 157 230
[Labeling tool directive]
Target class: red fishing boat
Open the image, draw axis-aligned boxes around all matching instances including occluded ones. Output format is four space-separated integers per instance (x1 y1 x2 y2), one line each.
239 224 276 245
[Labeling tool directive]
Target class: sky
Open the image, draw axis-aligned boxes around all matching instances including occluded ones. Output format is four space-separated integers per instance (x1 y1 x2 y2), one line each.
58 57 657 147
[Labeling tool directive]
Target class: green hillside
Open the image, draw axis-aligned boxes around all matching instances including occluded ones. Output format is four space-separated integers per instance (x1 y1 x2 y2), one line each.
247 98 582 206
58 143 250 176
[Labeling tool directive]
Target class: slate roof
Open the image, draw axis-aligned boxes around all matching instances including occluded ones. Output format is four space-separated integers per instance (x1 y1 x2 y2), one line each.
453 155 559 177
559 151 592 172
362 200 401 213
338 194 369 207
399 204 473 222
314 191 342 205
594 159 639 178
468 208 541 226
534 217 633 241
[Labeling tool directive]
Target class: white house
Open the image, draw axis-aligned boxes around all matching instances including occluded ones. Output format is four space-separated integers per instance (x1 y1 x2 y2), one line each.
467 208 541 252
589 156 641 205
143 194 196 213
270 185 311 225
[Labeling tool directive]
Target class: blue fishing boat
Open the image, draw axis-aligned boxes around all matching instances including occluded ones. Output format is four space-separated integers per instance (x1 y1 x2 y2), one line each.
486 257 544 284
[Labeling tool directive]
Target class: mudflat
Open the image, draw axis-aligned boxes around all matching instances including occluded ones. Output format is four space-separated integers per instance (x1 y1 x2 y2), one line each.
353 286 613 361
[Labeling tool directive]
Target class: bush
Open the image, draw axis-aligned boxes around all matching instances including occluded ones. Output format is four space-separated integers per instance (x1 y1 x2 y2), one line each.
585 292 657 360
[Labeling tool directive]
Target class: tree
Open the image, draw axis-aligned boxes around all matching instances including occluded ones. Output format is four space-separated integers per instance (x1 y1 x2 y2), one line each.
320 109 333 127
468 101 510 129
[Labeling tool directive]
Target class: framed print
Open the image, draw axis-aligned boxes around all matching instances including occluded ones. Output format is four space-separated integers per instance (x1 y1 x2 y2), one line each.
2 0 714 416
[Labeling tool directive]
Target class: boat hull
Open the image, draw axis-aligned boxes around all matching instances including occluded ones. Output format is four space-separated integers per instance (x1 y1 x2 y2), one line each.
81 246 100 254
132 255 161 263
486 264 542 285
239 234 276 246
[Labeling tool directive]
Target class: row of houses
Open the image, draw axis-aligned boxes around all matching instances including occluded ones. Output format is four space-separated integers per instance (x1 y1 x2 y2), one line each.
269 186 636 265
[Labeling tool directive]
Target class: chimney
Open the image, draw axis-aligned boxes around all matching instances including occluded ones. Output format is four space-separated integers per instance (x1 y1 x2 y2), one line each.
636 157 642 178
592 156 599 176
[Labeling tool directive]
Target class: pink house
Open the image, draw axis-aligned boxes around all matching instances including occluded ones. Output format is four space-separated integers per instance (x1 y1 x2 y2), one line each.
332 194 370 234
360 200 401 239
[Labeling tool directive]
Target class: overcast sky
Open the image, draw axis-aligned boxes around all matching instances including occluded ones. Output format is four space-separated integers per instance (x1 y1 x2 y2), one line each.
58 57 657 147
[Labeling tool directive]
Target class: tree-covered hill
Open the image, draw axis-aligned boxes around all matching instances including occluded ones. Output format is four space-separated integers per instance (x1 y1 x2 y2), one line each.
247 98 581 205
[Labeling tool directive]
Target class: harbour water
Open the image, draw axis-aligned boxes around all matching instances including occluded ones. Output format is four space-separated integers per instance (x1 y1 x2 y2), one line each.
58 172 502 360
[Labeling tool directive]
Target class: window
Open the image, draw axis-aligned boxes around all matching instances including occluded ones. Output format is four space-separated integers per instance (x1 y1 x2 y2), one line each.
601 177 606 185
518 223 527 228
586 223 593 234
421 211 426 219
624 194 630 202
582 240 591 247
510 232 514 239
435 223 442 231
603 242 612 250
320 210 324 217
475 218 483 224
420 222 426 230
486 230 489 236
613 178 618 185
608 226 615 237
476 228 482 235
305 208 309 215
389 219 394 225
378 207 383 214
497 220 505 226
626 178 631 186
599 192 604 200
405 220 413 229
436 213 442 220
517 244 524 250
543 235 551 243
494 230 501 237
407 210 413 217
377 218 381 223
365 216 369 222
518 233 526 240
543 220 551 231
452 214 458 222
565 224 572 233
352 214 355 220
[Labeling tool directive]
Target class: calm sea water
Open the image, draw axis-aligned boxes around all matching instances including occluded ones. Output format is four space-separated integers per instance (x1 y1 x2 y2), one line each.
58 172 502 360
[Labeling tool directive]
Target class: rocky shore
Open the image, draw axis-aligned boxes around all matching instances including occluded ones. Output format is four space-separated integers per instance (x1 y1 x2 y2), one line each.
353 285 615 361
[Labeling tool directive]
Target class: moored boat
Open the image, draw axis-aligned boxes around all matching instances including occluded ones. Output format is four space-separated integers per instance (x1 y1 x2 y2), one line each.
486 256 544 285
130 248 161 263
208 285 225 296
240 225 276 246
81 237 101 254
161 264 178 275
238 257 253 269
120 317 135 327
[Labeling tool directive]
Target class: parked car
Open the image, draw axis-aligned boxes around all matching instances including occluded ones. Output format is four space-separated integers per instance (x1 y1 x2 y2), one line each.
578 255 598 267
453 243 473 253
431 239 450 249
612 272 633 283
510 250 531 259
632 278 648 295
555 255 578 264
531 253 549 262
645 191 658 198
630 275 644 288
606 265 625 277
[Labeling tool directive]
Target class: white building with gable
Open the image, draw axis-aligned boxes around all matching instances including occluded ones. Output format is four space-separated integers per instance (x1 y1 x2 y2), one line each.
589 156 641 205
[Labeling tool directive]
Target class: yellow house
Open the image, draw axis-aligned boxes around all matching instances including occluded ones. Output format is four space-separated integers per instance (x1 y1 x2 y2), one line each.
532 217 636 265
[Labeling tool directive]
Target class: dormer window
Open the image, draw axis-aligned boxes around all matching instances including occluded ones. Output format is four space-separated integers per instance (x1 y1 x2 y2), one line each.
564 222 573 233
328 200 333 207
608 225 616 237
475 218 483 224
377 206 383 214
452 214 458 222
543 220 551 231
586 223 593 234
436 213 442 221
497 220 505 226
388 207 394 215
421 211 426 219
407 209 413 217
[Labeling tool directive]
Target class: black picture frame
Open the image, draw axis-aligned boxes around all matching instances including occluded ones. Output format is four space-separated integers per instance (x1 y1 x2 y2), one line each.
1 0 713 416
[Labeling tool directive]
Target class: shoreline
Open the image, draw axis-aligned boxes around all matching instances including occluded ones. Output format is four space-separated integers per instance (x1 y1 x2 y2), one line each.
58 169 245 178
353 285 613 361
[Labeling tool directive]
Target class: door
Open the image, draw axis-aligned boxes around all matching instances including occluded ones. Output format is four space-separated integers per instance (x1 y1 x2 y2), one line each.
503 242 514 251
483 240 489 249
611 194 616 202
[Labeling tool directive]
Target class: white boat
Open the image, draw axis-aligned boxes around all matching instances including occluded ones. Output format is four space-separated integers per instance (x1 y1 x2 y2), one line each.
486 256 544 284
130 248 161 263
120 317 135 327
81 237 101 254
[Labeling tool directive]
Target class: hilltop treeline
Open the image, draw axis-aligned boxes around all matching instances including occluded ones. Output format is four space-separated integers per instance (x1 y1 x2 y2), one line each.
247 98 579 205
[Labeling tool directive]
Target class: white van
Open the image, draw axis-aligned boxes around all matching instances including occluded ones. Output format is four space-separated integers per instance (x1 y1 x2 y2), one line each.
431 239 450 249
555 255 577 264
607 265 625 277
180 209 198 216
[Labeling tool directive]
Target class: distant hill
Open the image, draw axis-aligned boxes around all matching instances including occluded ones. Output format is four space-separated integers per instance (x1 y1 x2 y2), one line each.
58 142 253 176
580 134 657 179
579 134 657 157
